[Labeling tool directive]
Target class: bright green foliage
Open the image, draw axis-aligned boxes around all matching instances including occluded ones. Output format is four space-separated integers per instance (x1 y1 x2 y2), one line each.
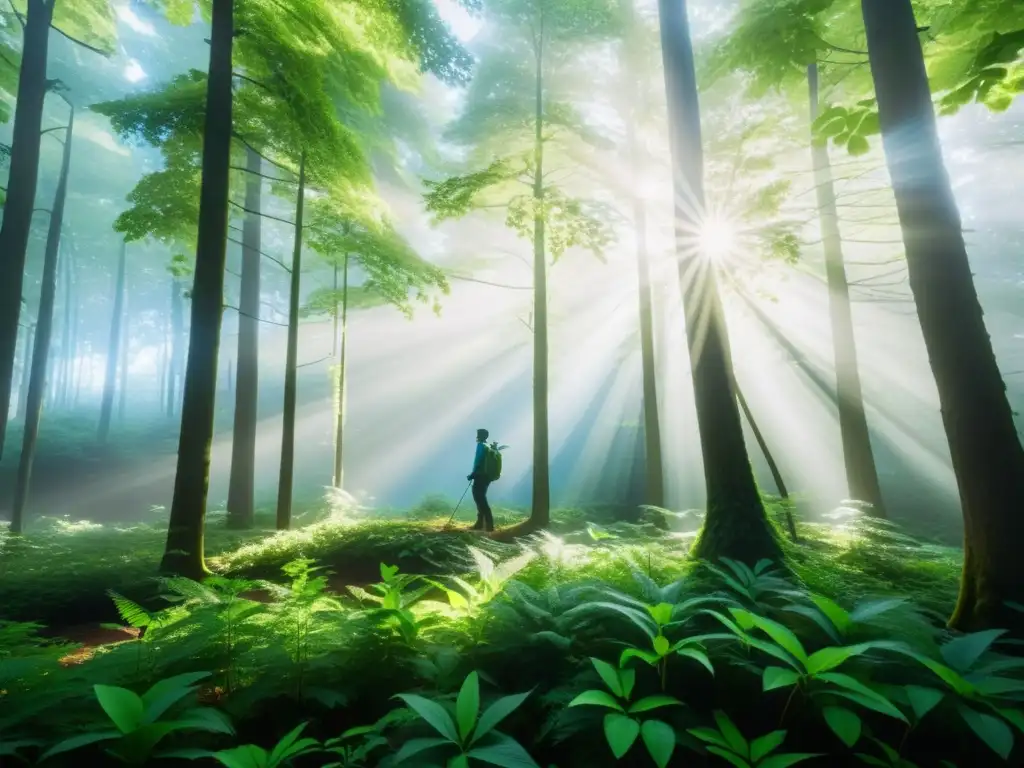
392 670 538 766
688 712 820 768
11 0 117 54
212 722 321 768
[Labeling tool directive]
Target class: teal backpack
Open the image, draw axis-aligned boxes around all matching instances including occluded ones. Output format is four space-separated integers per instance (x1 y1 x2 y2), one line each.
483 442 504 482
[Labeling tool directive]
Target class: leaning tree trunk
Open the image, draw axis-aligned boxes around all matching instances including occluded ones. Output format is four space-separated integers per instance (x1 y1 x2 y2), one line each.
807 63 885 517
0 0 54 461
276 153 306 531
530 20 551 529
227 147 262 529
862 0 1024 634
161 0 234 579
333 253 350 488
97 242 127 444
16 324 33 420
167 277 184 417
657 0 781 563
10 108 73 534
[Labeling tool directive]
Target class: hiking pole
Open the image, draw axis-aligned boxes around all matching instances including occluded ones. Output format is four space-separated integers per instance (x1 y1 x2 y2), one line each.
445 481 473 529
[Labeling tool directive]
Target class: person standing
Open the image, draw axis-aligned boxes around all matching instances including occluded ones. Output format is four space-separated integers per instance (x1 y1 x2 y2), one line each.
467 428 494 532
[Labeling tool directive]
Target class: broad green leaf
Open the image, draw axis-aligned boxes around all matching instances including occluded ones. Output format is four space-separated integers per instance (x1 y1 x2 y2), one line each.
172 707 235 735
590 657 624 697
730 609 808 668
688 726 732 749
908 653 975 695
640 719 676 768
817 673 905 721
449 754 470 768
603 713 641 759
998 706 1024 734
621 647 661 666
848 598 904 624
647 603 673 626
846 135 870 156
677 647 714 675
941 630 1005 673
758 754 822 768
714 710 748 757
653 635 670 656
94 685 146 733
806 644 872 675
763 667 800 692
826 690 907 723
457 672 481 741
39 731 121 761
628 696 683 714
746 635 804 671
394 737 452 762
750 730 785 762
394 694 459 742
211 744 267 768
466 732 540 768
474 690 532 741
706 746 752 768
568 690 624 712
822 706 861 747
958 705 1014 759
141 672 210 722
904 686 944 721
619 667 637 700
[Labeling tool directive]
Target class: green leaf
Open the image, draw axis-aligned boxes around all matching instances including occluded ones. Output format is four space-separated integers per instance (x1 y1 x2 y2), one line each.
676 647 714 675
173 707 235 735
647 603 673 626
394 737 453 763
998 706 1024 734
39 731 121 761
640 719 676 768
846 135 871 156
904 686 944 722
620 647 661 667
141 672 210 722
466 732 540 768
940 630 1005 673
730 608 807 667
619 667 637 700
714 710 748 757
822 706 861 747
908 653 975 695
569 690 625 712
958 705 1014 759
816 673 907 722
474 690 532 741
758 754 822 768
449 754 470 768
688 726 732 750
806 644 873 675
653 635 670 656
763 667 801 692
456 672 480 742
394 694 460 742
628 696 683 714
750 731 785 762
212 745 269 768
603 713 641 759
590 658 624 697
94 685 146 733
706 746 752 768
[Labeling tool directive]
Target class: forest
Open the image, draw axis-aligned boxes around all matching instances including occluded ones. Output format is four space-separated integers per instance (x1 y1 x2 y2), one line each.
1 0 1023 765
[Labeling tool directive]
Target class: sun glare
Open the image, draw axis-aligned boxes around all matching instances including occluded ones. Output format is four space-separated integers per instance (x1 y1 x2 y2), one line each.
697 214 739 261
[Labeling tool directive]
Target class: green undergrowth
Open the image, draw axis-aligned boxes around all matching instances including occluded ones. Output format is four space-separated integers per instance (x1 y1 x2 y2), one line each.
0 513 1017 768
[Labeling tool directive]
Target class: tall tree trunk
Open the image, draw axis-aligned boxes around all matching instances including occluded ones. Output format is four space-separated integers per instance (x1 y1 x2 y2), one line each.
530 18 551 528
276 153 306 531
97 242 127 444
167 278 184 417
0 0 54 461
807 63 885 516
226 148 262 529
118 290 129 420
621 0 664 509
158 317 168 411
61 248 76 408
160 0 234 578
861 0 1024 634
17 324 33 420
10 108 73 534
333 252 349 488
657 0 780 563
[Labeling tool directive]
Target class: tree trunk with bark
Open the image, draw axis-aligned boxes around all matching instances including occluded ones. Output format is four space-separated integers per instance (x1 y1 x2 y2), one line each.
656 0 781 564
167 278 184 417
333 253 349 488
530 18 551 529
276 154 306 531
97 242 127 444
11 108 74 533
16 324 33 420
160 0 234 579
0 0 54 461
227 148 262 529
807 63 885 516
862 0 1024 634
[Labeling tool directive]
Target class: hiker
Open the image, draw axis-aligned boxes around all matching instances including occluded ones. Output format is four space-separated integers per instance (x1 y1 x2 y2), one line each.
468 428 495 532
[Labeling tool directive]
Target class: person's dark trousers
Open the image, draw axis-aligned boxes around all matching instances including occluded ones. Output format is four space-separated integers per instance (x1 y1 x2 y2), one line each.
471 478 493 531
